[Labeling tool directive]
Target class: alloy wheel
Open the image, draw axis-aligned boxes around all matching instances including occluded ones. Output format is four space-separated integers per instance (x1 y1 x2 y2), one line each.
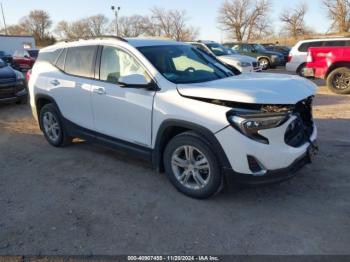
171 145 211 190
43 111 60 142
333 72 350 90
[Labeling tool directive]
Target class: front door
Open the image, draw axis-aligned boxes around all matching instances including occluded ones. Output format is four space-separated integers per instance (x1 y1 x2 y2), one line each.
91 46 155 147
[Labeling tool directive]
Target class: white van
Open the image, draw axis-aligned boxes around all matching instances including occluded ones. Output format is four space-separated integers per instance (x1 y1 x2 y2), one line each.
286 38 350 75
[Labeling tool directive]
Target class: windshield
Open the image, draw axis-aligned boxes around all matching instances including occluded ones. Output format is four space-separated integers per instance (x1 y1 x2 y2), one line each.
28 50 39 58
253 44 267 52
206 43 231 56
138 45 233 84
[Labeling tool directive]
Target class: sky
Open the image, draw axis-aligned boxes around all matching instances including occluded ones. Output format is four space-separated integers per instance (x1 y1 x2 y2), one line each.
0 0 330 41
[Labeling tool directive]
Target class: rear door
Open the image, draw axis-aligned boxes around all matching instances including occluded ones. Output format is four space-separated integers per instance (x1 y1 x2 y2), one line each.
47 46 98 130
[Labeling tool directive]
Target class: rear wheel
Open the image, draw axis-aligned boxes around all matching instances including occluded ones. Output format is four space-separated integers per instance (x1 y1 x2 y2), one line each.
297 63 306 77
163 132 223 199
259 58 270 70
39 104 72 147
326 67 350 94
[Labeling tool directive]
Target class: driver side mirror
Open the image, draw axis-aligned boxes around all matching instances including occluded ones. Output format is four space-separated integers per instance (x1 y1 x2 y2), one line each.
118 74 156 90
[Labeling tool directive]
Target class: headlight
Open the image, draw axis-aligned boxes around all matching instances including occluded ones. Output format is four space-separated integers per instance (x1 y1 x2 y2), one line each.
238 62 251 67
227 110 290 144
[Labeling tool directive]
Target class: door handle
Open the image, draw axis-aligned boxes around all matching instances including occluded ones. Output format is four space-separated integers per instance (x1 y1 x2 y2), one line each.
50 79 60 86
92 87 106 95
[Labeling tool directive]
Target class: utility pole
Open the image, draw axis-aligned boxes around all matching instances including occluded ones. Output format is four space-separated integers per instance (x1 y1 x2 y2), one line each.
1 2 7 35
111 5 121 37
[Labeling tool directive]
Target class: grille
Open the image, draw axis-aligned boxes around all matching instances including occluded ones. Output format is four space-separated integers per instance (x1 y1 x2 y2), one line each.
0 87 15 99
0 78 16 84
285 97 314 147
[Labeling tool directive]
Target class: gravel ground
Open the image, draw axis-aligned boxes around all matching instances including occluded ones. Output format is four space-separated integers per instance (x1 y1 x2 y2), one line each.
0 71 349 255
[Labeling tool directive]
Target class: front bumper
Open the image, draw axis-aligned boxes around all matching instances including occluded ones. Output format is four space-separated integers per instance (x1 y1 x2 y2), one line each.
215 115 317 183
0 82 28 103
223 149 313 185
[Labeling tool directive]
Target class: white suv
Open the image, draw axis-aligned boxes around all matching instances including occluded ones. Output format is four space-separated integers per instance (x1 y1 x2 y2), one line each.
286 38 350 75
28 37 318 199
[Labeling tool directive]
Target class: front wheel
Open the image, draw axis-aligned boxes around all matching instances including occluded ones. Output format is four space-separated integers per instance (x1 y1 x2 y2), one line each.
327 67 350 94
163 132 223 199
259 58 270 70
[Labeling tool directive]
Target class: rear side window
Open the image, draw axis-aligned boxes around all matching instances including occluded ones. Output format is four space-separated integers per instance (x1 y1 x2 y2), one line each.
37 49 62 64
55 49 67 71
323 40 349 47
298 41 324 52
65 46 97 78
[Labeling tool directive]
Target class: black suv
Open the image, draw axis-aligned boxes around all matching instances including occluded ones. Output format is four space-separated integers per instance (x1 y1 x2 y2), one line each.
224 43 285 70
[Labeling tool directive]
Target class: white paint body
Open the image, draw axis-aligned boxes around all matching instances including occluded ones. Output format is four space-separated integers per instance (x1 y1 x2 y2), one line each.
29 38 318 175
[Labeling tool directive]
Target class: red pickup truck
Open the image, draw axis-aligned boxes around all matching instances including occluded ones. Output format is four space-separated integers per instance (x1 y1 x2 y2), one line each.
304 46 350 94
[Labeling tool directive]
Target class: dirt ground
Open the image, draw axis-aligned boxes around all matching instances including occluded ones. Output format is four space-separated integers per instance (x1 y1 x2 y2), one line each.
0 73 349 255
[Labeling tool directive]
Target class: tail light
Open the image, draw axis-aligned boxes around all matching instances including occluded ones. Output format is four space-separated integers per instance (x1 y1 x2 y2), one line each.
287 55 292 62
306 51 313 63
26 70 32 82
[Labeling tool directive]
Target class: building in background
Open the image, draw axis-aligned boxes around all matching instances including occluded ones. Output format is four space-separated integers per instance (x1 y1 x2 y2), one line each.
0 35 36 55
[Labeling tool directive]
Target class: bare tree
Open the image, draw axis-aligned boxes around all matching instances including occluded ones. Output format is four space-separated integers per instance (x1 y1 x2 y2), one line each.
87 14 109 36
21 10 52 43
0 24 28 35
217 0 270 42
324 0 350 33
146 7 199 41
280 3 308 38
112 15 147 37
55 15 109 40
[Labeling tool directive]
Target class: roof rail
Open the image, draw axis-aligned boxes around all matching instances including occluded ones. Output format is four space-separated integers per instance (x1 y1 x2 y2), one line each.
57 35 128 44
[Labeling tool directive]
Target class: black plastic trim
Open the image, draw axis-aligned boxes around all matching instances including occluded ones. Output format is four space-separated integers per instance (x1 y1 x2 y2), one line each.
152 119 232 172
223 151 311 186
63 117 152 161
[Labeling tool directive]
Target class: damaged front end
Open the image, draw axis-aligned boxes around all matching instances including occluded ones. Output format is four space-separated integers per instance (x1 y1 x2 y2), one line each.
186 95 315 147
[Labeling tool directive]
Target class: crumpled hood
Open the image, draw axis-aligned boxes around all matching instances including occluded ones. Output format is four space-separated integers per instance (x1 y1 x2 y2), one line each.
177 73 318 105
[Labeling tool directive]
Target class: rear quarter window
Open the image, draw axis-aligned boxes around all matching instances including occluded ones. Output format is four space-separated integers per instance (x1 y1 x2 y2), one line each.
64 46 97 78
298 41 324 52
37 49 62 64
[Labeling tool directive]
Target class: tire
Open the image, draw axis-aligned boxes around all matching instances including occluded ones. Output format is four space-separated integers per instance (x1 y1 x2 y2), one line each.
16 96 28 105
297 63 306 77
163 131 223 199
39 103 72 147
326 67 350 94
259 58 270 70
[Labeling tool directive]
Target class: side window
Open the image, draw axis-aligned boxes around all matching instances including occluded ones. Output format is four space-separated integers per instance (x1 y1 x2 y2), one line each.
324 40 346 47
55 49 67 71
65 46 97 78
100 46 148 84
37 49 62 64
242 44 251 52
231 44 240 51
298 41 323 52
